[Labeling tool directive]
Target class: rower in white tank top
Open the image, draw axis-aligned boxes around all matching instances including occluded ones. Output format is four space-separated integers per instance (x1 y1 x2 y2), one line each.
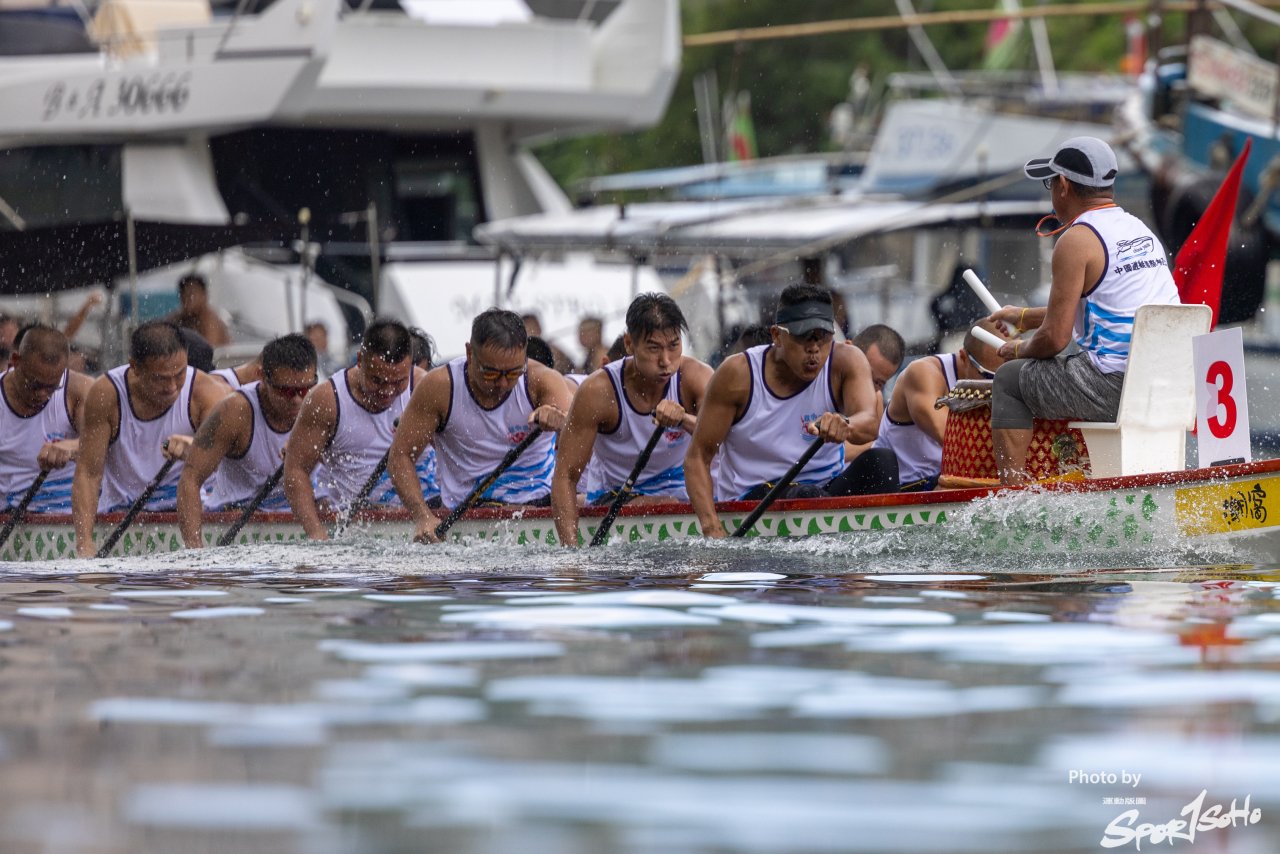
204 382 292 511
873 354 958 488
99 363 194 512
434 356 556 507
586 357 690 503
716 344 845 501
0 368 77 513
319 367 438 508
211 367 241 389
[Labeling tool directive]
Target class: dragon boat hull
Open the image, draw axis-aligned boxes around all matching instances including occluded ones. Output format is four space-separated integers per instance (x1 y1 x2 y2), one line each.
3 460 1280 561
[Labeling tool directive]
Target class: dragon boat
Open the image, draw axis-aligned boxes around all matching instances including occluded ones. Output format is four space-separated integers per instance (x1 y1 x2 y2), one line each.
2 458 1279 561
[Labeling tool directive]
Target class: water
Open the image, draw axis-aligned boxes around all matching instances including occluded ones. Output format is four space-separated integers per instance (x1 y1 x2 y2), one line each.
1 506 1278 853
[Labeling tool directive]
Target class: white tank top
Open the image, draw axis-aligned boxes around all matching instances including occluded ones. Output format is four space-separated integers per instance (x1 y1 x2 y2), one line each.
211 367 241 389
873 354 958 486
205 382 292 511
319 367 438 509
434 357 556 507
100 364 195 512
1071 206 1180 373
716 345 845 501
586 358 690 502
0 369 77 513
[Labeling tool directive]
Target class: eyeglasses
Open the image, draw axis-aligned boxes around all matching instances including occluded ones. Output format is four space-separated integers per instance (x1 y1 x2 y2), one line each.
476 363 526 382
1042 176 1057 191
268 381 315 400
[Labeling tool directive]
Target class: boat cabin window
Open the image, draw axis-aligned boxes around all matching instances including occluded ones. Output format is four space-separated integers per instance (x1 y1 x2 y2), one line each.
0 145 122 230
210 129 486 245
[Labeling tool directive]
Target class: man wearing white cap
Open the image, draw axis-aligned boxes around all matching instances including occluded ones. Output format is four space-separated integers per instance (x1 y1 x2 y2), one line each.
985 136 1179 484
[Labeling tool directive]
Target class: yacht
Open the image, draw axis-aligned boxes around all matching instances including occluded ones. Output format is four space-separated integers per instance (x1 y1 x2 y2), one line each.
0 0 680 364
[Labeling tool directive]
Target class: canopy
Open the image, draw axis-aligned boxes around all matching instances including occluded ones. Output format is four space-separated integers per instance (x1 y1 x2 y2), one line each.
475 197 1048 259
0 220 286 295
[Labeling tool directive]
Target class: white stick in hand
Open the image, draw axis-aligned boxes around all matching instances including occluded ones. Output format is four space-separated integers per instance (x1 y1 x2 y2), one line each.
962 269 1003 315
970 325 1007 351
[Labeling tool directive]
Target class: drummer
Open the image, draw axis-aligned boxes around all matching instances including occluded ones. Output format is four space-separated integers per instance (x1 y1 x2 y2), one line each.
685 284 899 538
175 334 317 548
872 320 1008 491
987 137 1179 484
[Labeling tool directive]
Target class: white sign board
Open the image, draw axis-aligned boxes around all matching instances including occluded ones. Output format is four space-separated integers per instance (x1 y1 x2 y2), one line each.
1193 326 1252 468
1188 34 1279 123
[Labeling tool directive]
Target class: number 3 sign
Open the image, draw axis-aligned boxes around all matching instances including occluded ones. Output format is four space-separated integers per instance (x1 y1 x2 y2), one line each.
1193 326 1251 468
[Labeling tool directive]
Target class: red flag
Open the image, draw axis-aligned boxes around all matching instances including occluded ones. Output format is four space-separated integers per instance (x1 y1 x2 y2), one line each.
1172 138 1252 329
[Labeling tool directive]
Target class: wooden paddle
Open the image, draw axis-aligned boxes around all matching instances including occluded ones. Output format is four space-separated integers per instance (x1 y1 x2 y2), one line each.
428 427 545 542
0 470 50 551
215 461 285 547
96 458 177 558
590 423 665 547
730 439 825 538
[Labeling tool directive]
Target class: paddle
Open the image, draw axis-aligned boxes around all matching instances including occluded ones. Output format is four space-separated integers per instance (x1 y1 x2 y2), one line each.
0 470 50 551
590 423 665 547
215 461 285 547
730 439 825 538
96 458 177 558
427 427 544 542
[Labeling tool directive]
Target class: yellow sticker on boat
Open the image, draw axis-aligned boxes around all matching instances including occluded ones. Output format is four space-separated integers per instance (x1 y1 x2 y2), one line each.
1176 476 1280 536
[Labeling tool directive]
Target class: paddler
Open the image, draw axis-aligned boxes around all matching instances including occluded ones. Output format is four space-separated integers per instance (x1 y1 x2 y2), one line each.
72 321 230 557
685 283 899 538
176 334 317 548
0 326 93 514
988 137 1179 484
551 293 712 546
872 320 1008 491
387 308 572 544
283 319 438 540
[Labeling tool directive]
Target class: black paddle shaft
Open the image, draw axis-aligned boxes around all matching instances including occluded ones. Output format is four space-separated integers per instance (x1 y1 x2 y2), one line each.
730 439 825 538
0 469 50 550
590 423 665 547
216 462 285 547
97 458 177 558
432 427 545 541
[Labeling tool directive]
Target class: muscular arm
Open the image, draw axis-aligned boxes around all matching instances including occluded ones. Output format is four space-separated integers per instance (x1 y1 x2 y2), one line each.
177 394 251 549
551 372 614 547
283 385 337 540
892 358 950 444
834 344 880 445
528 362 572 431
387 367 449 543
685 355 750 539
999 226 1100 360
71 377 118 557
676 357 713 434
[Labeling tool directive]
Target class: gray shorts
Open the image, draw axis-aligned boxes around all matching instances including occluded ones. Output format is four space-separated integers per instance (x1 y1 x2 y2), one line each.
991 353 1125 430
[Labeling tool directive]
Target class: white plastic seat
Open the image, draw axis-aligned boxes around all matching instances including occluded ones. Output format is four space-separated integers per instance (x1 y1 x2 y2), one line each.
1070 303 1212 478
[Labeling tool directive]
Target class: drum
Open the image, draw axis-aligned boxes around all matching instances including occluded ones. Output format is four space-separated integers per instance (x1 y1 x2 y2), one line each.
937 380 1091 488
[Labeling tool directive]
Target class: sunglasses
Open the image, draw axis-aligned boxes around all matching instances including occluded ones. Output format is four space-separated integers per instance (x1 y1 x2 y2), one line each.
476 363 526 382
268 381 314 400
968 354 998 380
1042 176 1057 191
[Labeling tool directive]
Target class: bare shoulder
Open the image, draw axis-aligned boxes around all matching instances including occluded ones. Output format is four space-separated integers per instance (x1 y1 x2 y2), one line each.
679 356 714 385
194 370 232 401
85 373 119 413
212 387 253 425
66 369 94 402
300 380 338 424
832 340 870 374
900 355 946 394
